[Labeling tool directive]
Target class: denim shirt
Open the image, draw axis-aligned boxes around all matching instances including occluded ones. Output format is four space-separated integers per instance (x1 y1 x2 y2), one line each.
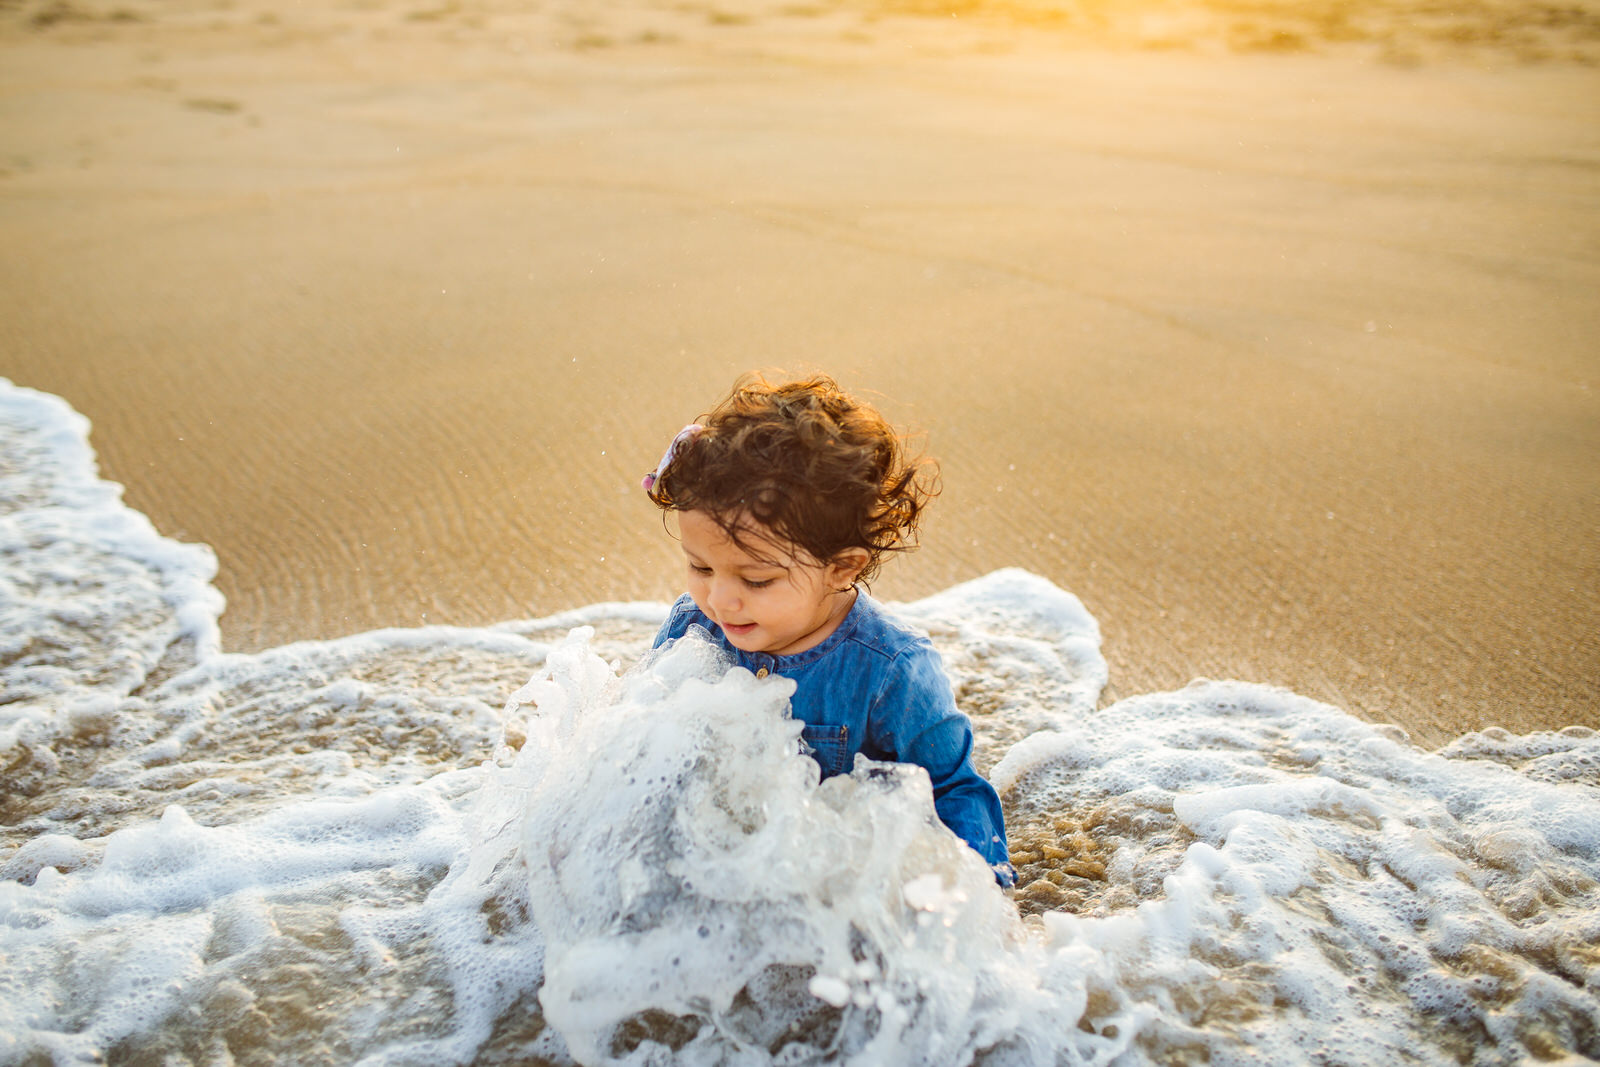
653 592 1016 886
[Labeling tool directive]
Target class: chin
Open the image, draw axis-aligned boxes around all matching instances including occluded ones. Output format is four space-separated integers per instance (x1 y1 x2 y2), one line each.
719 625 761 647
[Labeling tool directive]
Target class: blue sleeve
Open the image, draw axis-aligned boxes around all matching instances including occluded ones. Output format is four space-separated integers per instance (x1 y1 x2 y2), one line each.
869 646 1016 888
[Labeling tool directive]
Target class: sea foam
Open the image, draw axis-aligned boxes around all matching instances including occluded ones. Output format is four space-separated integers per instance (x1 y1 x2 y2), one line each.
1 377 1597 1066
0 381 222 753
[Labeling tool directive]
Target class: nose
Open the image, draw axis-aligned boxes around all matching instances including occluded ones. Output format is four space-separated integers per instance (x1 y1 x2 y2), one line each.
706 577 741 617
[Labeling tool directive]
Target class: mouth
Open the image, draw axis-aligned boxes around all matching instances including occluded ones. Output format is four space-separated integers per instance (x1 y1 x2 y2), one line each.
722 622 758 637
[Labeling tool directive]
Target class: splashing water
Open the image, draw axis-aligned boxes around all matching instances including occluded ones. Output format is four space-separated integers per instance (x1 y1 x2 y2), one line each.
2 377 1597 1066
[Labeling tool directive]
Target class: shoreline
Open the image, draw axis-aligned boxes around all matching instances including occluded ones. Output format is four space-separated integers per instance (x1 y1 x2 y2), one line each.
3 2 1597 750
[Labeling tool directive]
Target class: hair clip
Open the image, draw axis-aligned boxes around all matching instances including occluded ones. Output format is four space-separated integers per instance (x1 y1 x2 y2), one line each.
642 423 703 493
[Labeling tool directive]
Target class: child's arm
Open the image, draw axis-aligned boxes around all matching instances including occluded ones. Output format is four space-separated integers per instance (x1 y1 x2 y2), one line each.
873 649 1016 887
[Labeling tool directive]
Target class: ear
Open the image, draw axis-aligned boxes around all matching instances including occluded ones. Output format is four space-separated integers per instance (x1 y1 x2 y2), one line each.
826 548 870 590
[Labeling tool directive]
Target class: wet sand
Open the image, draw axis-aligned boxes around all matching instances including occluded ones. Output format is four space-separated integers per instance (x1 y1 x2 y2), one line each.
2 0 1597 749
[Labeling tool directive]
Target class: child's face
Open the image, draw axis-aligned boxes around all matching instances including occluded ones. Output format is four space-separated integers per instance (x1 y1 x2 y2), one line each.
677 509 865 658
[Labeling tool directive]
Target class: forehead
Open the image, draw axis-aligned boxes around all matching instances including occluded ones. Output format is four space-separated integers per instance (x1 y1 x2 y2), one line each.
678 509 793 567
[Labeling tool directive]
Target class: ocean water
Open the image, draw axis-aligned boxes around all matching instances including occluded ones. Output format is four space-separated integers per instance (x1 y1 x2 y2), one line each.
1 377 1597 1067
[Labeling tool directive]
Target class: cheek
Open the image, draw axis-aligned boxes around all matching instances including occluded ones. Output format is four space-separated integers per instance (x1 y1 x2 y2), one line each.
684 569 718 608
753 586 798 618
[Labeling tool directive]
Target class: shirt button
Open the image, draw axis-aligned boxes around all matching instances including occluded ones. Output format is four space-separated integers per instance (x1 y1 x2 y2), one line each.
756 667 769 678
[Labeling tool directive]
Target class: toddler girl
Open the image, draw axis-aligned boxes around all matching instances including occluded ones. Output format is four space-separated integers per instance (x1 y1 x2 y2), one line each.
644 374 1014 887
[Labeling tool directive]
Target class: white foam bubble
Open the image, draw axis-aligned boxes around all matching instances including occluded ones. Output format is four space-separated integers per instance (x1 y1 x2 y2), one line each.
509 629 1087 1066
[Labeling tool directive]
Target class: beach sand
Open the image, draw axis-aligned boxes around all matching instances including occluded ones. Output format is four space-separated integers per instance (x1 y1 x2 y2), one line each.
2 0 1596 749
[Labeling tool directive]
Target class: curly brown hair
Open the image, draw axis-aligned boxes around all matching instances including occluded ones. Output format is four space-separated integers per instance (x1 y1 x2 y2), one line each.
645 374 939 585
